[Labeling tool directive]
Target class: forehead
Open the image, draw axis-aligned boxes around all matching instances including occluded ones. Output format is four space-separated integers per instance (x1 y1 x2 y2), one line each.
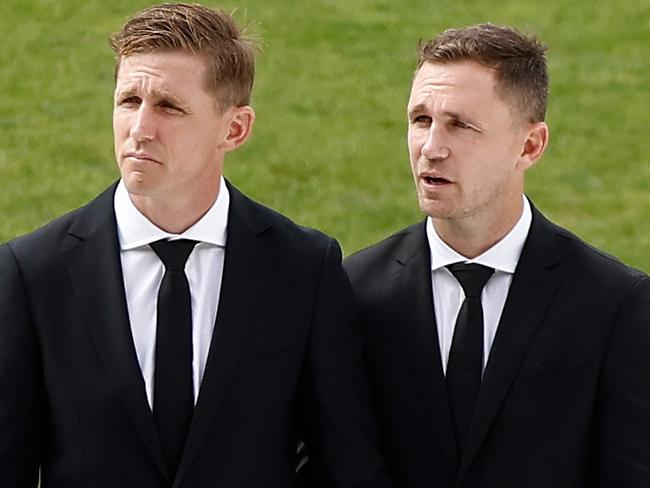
408 61 501 112
115 51 209 94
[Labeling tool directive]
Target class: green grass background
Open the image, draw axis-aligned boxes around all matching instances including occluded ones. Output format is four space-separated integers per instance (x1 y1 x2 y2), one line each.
2 0 649 270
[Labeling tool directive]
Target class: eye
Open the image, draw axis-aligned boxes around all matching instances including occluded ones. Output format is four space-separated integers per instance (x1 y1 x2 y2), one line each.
450 119 471 129
158 100 184 113
118 96 141 107
411 114 432 125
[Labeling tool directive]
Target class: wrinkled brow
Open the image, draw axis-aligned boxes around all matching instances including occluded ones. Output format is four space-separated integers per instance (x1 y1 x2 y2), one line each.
114 84 184 106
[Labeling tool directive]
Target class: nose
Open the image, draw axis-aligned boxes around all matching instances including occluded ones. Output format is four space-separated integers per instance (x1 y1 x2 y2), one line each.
130 104 155 143
421 123 449 161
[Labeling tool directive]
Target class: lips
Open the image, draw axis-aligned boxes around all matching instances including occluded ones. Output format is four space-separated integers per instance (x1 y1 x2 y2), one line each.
124 152 160 164
420 172 452 186
423 175 450 184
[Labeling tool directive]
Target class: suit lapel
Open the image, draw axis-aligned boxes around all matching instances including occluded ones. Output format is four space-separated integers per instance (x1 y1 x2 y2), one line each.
65 184 167 478
175 182 277 486
392 222 460 476
456 205 563 485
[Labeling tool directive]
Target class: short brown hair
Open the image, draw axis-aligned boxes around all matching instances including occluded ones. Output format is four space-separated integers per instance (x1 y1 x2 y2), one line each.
110 2 258 109
417 23 548 123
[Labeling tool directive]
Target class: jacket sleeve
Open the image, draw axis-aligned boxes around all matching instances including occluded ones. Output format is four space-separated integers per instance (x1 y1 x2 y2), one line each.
299 238 393 488
598 274 650 487
0 243 43 487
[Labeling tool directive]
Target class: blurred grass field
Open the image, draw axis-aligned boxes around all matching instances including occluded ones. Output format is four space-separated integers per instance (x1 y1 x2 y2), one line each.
1 0 649 270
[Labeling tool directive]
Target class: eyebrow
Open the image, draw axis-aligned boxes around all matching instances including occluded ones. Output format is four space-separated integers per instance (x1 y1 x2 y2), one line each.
407 103 427 118
114 85 185 107
408 103 466 118
408 104 482 127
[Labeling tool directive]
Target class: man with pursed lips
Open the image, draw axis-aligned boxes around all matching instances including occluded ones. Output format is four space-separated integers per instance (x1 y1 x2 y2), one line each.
0 4 392 487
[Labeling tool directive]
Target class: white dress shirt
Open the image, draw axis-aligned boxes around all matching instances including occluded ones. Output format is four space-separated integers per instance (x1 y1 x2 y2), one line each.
114 178 229 408
426 196 532 374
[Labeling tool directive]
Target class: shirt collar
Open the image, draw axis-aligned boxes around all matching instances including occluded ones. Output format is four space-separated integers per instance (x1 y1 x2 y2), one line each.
114 177 230 251
426 195 532 274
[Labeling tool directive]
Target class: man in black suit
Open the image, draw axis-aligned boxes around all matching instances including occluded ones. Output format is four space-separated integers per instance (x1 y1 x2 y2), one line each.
0 4 391 487
344 24 650 487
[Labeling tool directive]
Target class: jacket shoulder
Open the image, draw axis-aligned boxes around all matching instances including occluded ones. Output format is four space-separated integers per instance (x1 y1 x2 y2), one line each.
6 184 116 266
344 221 425 281
536 211 647 285
228 183 336 255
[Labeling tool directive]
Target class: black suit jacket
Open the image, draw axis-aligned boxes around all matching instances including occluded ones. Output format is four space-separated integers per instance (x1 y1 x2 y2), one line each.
344 202 650 488
0 181 391 488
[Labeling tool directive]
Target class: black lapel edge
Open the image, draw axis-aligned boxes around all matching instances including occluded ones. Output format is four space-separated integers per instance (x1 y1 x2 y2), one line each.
65 184 167 479
456 203 563 485
174 182 276 485
393 220 460 476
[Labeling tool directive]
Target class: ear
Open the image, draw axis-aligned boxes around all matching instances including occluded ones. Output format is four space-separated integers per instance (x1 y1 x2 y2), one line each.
516 121 549 171
219 105 255 152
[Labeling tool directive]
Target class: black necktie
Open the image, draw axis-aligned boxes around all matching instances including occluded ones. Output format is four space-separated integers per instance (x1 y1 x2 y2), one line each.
150 239 197 477
445 262 494 451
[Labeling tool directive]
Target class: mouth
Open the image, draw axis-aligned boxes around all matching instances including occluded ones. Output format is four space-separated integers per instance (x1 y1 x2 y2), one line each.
124 152 160 164
421 174 452 186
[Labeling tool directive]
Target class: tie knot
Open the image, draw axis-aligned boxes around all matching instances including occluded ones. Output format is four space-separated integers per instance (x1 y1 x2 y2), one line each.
150 239 198 271
447 263 494 298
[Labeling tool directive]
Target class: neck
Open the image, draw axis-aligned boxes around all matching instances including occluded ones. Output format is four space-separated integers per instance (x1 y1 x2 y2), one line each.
433 195 524 259
130 179 221 234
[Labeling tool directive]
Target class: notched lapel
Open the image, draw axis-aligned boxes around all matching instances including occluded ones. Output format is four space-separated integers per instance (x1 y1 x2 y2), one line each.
393 223 460 476
65 189 167 479
457 207 563 485
175 184 277 486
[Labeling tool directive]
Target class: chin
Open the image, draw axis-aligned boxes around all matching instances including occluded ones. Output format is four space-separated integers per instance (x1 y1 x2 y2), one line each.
123 173 153 196
418 200 456 220
418 194 441 216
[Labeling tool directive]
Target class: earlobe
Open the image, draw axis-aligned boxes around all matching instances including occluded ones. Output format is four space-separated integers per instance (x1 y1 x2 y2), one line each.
220 106 255 152
517 121 549 170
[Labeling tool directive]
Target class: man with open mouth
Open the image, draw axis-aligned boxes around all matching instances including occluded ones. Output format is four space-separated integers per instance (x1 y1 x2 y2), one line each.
343 23 650 488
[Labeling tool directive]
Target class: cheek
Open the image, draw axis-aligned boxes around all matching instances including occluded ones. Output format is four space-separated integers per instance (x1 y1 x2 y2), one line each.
187 132 220 158
112 114 129 140
407 131 421 159
407 145 419 176
112 119 124 156
174 131 221 170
